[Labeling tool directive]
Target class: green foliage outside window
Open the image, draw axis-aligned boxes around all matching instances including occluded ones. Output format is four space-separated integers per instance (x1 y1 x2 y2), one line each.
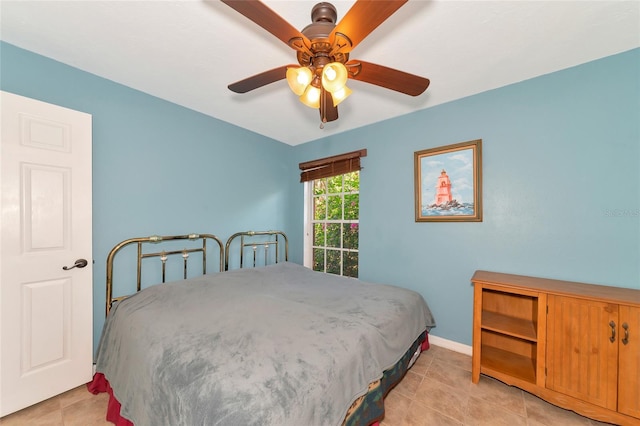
312 172 359 277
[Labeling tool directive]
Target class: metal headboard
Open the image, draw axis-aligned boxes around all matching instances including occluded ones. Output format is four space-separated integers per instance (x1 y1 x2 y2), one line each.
224 230 288 271
105 233 224 316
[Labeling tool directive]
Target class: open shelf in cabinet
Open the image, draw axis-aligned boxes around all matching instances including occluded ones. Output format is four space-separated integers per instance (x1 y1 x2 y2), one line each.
479 329 538 384
480 344 537 384
481 289 538 341
481 311 537 341
474 285 542 386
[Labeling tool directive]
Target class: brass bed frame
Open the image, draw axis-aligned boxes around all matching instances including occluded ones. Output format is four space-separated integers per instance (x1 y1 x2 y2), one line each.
105 231 288 316
105 233 224 315
224 230 288 271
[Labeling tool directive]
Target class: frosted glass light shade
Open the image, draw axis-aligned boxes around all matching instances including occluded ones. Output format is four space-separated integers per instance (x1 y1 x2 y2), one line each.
331 85 352 106
321 62 348 93
286 67 313 96
299 85 321 108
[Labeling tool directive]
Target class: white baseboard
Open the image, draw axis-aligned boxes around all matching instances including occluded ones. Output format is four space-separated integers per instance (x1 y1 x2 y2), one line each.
428 335 472 356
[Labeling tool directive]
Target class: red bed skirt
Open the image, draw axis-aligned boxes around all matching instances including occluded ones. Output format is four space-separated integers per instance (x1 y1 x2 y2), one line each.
87 336 430 426
87 373 133 426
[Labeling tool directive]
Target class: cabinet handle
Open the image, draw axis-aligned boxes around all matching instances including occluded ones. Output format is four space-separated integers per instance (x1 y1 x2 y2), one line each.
609 320 616 343
622 322 629 345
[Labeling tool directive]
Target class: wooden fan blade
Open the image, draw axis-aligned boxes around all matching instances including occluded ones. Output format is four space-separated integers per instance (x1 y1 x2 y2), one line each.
222 1 311 52
346 60 430 96
330 0 407 53
228 65 296 93
320 89 338 123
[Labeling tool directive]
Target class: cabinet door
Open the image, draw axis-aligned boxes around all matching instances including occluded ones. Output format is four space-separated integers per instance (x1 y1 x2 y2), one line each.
546 295 618 410
618 305 640 418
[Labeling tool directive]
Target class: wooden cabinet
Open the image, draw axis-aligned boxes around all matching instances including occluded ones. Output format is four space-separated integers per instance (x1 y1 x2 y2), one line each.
546 296 619 411
472 271 640 426
618 305 640 419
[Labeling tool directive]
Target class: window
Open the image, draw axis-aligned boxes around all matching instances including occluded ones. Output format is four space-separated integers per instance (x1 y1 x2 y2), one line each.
305 172 359 277
300 149 366 278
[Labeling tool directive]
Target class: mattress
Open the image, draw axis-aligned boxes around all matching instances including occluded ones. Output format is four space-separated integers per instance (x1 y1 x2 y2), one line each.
90 262 436 425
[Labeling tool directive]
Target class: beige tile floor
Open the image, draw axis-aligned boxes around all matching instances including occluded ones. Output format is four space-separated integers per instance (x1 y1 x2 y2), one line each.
0 344 615 426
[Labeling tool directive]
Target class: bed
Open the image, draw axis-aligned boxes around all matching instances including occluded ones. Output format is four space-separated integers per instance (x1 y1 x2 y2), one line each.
89 231 436 426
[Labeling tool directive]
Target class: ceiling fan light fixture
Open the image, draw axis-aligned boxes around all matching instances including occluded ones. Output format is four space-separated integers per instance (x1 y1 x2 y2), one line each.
223 1 430 125
286 66 313 96
299 85 321 108
331 85 352 106
321 62 348 93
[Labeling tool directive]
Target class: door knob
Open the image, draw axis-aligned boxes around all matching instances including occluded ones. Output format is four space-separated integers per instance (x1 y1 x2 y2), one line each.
62 259 88 270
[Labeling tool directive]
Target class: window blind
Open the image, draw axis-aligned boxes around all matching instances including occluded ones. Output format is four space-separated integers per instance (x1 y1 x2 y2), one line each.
299 149 367 182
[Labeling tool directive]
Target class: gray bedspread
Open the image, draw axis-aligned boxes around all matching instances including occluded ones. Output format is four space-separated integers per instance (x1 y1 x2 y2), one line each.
95 262 435 426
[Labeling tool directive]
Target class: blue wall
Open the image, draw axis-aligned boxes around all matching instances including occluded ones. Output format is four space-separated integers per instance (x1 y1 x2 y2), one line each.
1 42 296 352
2 41 638 351
292 48 640 345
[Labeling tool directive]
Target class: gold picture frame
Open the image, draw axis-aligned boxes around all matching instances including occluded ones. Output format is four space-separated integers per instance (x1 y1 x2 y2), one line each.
414 139 482 222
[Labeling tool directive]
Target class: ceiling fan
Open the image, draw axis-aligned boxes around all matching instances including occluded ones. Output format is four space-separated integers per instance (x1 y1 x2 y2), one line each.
222 0 430 125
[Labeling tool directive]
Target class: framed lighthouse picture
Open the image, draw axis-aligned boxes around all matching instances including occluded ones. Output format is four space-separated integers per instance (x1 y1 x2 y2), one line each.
414 139 482 222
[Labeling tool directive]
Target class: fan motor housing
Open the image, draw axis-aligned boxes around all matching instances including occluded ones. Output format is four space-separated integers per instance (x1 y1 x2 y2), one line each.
297 2 349 69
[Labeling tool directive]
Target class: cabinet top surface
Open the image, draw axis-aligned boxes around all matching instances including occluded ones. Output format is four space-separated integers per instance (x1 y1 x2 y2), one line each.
472 270 640 306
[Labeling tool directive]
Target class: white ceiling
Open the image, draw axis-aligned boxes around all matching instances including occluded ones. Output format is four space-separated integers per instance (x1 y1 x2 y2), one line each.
1 1 638 146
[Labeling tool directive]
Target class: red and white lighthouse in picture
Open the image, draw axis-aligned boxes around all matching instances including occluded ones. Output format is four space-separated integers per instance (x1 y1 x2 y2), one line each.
435 169 452 205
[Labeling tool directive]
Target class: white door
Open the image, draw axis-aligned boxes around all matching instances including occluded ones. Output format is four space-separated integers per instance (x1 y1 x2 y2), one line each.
0 91 93 416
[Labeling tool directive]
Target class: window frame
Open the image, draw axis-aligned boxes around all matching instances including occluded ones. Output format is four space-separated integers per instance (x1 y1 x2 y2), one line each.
303 172 360 277
300 149 366 277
